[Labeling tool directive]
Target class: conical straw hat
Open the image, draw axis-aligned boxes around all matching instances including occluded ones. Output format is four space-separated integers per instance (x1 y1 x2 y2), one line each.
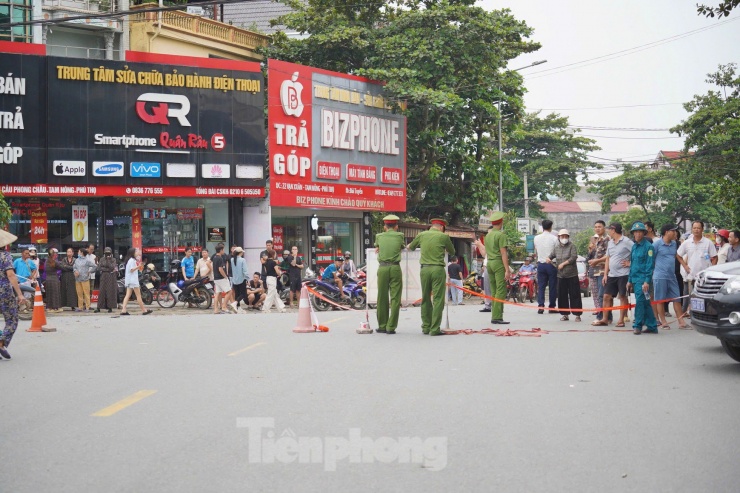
0 229 18 248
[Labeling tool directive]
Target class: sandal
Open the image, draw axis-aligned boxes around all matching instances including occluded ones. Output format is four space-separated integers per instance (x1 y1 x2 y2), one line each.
615 322 625 327
560 315 569 321
574 316 581 322
591 320 609 326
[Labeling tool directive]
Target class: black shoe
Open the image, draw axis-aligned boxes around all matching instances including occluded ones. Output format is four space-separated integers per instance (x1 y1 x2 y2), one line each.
107 309 112 313
537 309 544 314
549 310 558 314
479 308 491 312
120 312 130 316
430 332 448 336
143 310 152 315
422 331 430 335
491 320 510 325
386 331 396 334
0 347 11 359
376 328 386 333
94 308 100 313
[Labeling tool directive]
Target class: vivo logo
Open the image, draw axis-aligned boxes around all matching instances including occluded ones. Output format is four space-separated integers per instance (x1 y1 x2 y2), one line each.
92 161 124 177
130 162 161 178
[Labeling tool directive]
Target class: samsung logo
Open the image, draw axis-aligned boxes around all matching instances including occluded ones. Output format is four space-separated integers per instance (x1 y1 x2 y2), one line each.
92 161 124 177
130 162 161 178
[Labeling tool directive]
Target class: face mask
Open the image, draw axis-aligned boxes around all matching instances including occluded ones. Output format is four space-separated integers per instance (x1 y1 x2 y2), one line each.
560 238 569 245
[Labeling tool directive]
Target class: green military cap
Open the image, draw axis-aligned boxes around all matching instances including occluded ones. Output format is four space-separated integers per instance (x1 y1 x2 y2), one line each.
490 211 505 225
383 214 400 224
430 218 448 227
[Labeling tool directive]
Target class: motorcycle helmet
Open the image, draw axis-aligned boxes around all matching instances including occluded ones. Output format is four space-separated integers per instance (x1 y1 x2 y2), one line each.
177 280 185 289
717 229 730 241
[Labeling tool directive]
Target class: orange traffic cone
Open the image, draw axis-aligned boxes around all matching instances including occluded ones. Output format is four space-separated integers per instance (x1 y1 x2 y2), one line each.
293 285 317 333
27 283 56 333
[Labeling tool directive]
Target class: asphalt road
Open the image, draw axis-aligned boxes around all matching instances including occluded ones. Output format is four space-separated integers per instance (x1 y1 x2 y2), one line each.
2 296 739 492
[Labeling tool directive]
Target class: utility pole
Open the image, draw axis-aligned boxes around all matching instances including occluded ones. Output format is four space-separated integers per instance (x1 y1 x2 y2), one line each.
497 59 547 213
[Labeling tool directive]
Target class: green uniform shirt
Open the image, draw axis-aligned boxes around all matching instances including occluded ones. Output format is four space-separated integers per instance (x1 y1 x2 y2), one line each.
485 229 508 262
375 230 405 263
628 239 655 285
408 229 455 265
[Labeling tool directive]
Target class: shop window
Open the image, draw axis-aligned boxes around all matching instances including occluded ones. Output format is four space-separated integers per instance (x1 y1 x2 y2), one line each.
315 220 357 267
270 217 305 256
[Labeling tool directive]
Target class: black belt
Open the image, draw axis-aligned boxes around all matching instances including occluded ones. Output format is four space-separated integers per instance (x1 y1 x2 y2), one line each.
421 264 444 268
379 261 400 266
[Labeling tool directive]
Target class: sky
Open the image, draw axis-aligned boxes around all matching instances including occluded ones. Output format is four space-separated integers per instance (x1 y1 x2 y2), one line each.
480 0 740 180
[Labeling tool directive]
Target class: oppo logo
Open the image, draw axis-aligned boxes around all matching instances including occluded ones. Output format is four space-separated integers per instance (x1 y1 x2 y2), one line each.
130 162 161 178
135 93 191 126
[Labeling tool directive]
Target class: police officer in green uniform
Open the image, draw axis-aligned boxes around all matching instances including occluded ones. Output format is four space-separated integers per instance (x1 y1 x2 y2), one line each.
407 218 455 336
375 215 405 334
485 212 512 324
627 221 658 335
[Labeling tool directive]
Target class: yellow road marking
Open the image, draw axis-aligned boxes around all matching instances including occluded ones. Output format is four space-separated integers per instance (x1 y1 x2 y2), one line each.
92 390 157 417
324 316 349 325
228 341 266 357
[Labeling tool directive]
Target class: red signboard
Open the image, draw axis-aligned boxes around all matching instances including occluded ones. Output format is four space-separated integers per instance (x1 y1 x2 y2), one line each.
272 225 284 252
267 59 406 212
30 210 48 244
1 184 265 198
131 209 142 252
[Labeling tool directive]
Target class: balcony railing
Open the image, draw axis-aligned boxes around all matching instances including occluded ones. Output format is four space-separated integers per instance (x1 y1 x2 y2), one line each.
130 6 269 51
43 0 118 13
47 44 121 59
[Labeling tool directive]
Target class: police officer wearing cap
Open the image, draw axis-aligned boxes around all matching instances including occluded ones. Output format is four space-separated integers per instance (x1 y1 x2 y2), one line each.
407 218 455 336
628 221 658 334
485 211 512 324
375 214 405 334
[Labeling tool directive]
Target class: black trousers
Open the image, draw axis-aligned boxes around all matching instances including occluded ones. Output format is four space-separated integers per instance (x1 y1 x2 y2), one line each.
233 281 247 304
558 276 582 316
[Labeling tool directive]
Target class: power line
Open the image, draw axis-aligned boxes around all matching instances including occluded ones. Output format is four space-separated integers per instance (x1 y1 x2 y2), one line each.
523 16 740 80
532 102 683 111
579 134 683 140
568 125 672 132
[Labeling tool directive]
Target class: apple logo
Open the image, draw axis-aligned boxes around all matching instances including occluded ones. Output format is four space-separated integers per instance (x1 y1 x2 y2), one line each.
280 72 304 117
55 163 64 174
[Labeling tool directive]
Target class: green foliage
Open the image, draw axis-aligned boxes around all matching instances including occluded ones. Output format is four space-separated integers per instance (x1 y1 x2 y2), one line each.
574 227 594 257
505 112 600 217
0 191 10 228
697 0 740 18
671 63 740 227
265 0 542 225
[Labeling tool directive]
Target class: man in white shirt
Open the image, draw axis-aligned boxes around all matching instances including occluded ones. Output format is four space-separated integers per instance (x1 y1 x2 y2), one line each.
534 219 559 314
678 220 717 312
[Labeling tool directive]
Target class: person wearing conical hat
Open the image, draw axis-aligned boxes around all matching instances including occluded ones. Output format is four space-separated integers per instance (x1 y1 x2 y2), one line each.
374 215 405 334
485 212 512 324
0 229 26 360
407 218 455 336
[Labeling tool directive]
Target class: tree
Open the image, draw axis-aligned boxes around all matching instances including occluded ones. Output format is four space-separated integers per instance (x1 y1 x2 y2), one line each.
697 0 740 18
588 160 733 229
0 191 10 229
670 63 740 227
504 112 599 218
266 0 541 225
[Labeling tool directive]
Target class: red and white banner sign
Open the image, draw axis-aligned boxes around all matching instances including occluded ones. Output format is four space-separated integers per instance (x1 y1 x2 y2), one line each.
131 209 142 252
0 184 265 198
267 59 406 212
272 225 284 252
30 210 48 244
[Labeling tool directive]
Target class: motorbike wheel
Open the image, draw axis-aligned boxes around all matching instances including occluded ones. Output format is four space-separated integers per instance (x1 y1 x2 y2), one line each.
518 286 527 304
463 289 472 300
18 297 33 321
156 289 177 308
193 289 212 310
351 291 367 310
311 289 332 312
142 289 153 306
279 288 290 305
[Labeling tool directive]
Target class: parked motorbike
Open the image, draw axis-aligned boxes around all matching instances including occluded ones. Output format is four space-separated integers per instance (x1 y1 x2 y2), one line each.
506 274 521 302
518 271 536 303
156 260 212 309
306 277 365 311
462 271 483 300
116 263 157 305
18 283 35 321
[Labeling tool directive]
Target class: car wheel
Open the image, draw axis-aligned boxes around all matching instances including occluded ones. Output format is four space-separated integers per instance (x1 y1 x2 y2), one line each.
720 340 740 363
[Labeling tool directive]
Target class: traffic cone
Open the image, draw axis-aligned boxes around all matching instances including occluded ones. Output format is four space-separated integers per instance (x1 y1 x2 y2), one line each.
293 285 317 333
27 283 56 333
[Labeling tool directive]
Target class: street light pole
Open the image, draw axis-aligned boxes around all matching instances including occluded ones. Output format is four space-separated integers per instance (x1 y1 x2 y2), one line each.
497 59 547 213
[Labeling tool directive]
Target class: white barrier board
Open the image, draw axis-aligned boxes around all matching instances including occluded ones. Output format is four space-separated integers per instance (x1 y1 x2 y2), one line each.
365 249 423 306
